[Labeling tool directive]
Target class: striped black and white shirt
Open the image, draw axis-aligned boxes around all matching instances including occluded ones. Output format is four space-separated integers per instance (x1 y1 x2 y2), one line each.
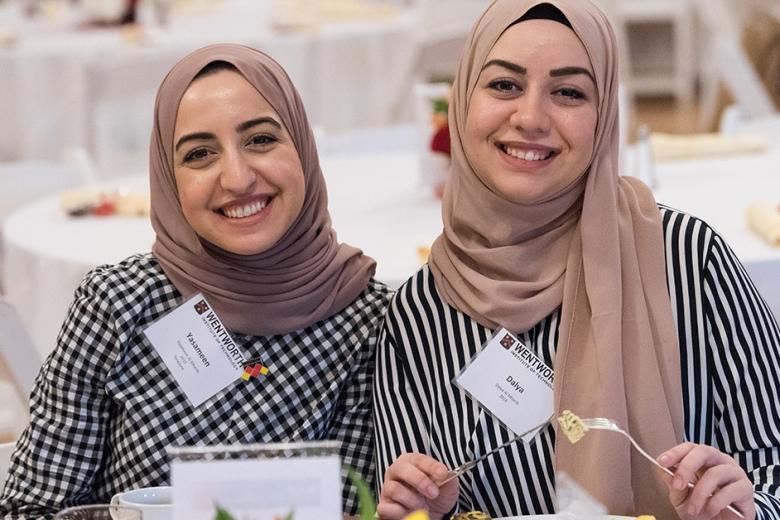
0 254 392 519
374 205 780 518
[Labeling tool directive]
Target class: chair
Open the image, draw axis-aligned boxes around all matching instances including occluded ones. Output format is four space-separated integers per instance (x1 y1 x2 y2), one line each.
384 0 485 123
694 0 777 130
0 441 14 490
0 297 42 403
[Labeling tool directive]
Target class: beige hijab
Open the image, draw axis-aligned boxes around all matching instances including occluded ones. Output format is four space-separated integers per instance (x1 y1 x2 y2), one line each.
428 1 685 515
150 44 376 336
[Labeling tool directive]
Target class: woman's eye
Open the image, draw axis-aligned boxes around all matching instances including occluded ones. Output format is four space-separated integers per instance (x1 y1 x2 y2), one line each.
183 147 211 163
246 134 278 147
555 87 586 101
487 79 521 94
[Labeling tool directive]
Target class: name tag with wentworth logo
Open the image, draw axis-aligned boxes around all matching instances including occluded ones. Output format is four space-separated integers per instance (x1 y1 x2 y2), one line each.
144 293 245 407
454 328 554 441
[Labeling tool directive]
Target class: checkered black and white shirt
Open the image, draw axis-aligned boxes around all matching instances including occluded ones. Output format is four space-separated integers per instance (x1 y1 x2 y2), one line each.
0 254 392 519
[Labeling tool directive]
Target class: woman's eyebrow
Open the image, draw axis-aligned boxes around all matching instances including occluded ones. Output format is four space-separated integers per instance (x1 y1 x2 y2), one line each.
550 66 596 85
482 59 526 75
236 116 282 133
175 132 214 152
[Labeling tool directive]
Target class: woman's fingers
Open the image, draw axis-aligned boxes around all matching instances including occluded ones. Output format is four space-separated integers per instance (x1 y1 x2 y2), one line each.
378 453 456 519
384 453 449 499
702 480 756 519
380 479 429 511
657 442 756 520
659 443 725 489
682 463 743 516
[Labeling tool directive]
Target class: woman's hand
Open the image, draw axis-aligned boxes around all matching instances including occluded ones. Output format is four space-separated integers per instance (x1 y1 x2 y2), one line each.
657 442 756 520
376 453 459 520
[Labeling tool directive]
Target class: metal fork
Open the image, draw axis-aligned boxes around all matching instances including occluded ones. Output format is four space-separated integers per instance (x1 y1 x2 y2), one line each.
437 418 551 485
582 417 744 519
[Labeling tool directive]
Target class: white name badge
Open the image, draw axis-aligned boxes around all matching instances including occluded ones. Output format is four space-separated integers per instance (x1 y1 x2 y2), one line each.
169 442 342 520
454 328 554 440
144 293 245 407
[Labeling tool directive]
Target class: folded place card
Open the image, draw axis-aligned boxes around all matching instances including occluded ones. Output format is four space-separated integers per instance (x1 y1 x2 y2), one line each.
168 442 343 520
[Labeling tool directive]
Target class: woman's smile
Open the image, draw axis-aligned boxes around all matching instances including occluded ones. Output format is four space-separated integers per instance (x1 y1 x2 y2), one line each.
496 141 560 171
217 194 273 220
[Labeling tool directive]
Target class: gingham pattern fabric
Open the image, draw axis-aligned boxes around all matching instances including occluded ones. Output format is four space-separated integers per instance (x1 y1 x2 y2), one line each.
0 254 392 519
375 205 780 518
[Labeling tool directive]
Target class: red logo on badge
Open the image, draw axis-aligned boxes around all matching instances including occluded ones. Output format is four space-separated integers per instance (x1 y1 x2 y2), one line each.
194 300 209 315
500 334 515 350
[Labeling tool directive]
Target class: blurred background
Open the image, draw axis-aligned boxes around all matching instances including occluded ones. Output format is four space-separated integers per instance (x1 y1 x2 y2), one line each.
1 0 780 446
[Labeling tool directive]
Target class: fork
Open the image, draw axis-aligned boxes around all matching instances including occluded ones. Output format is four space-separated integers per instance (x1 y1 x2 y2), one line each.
582 417 744 519
437 417 551 485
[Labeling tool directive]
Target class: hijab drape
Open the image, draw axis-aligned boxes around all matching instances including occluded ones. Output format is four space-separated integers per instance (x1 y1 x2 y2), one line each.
428 1 684 515
150 44 375 336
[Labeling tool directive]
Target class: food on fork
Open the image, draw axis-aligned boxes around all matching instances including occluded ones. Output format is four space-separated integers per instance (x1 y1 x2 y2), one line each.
557 409 589 444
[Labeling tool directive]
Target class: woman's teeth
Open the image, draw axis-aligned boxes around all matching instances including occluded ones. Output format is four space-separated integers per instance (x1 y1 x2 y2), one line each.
503 146 553 161
222 200 267 219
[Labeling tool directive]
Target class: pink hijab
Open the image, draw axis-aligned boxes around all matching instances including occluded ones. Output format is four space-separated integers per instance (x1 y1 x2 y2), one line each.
150 44 376 336
428 1 685 515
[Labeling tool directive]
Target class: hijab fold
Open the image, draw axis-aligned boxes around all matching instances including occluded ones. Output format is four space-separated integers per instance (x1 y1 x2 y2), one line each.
427 1 685 515
150 44 375 336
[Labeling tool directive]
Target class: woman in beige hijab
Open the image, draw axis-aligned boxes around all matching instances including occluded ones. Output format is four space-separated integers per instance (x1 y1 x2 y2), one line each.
373 1 780 519
0 44 391 518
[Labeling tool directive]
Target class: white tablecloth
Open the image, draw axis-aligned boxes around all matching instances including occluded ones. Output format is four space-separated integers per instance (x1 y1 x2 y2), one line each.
4 144 780 357
1 152 441 356
0 0 418 174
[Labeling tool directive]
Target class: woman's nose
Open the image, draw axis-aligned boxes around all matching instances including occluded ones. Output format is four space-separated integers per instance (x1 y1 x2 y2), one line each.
219 150 257 194
509 92 551 135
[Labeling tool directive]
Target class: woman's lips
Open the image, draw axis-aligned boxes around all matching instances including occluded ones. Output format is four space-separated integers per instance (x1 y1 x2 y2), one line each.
217 195 273 219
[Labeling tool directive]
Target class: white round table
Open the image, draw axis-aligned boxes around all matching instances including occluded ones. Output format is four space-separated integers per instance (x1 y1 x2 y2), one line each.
5 144 780 357
0 0 418 173
1 152 441 356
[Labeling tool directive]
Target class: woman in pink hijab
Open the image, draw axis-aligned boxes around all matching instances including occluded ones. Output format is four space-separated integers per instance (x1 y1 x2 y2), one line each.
373 1 780 519
0 44 391 518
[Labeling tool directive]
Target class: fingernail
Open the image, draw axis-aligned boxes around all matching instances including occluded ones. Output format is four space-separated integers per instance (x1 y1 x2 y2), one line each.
427 485 439 498
657 454 668 464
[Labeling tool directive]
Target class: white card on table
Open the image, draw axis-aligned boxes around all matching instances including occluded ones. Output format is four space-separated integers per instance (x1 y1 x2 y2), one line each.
454 328 554 440
144 293 245 407
170 445 342 520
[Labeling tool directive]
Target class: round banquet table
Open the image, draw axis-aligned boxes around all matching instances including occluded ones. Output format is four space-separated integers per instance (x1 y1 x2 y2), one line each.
4 145 780 357
0 0 418 174
1 152 441 357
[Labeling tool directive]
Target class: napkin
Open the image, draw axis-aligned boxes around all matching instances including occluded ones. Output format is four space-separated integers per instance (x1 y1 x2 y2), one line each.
747 203 780 246
650 132 768 161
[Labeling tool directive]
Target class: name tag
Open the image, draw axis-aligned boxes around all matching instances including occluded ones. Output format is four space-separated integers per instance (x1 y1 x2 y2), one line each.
144 293 245 407
454 328 554 440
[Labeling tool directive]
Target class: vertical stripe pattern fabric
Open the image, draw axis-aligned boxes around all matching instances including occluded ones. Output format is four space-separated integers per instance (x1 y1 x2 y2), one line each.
374 206 780 518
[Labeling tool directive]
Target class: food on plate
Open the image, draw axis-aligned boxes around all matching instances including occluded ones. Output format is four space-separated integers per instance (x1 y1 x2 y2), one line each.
60 188 150 218
450 511 491 520
557 409 588 444
635 516 656 520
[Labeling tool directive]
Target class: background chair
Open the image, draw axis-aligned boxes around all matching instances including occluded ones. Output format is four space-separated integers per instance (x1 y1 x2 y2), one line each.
0 296 41 400
0 441 15 490
694 0 778 130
